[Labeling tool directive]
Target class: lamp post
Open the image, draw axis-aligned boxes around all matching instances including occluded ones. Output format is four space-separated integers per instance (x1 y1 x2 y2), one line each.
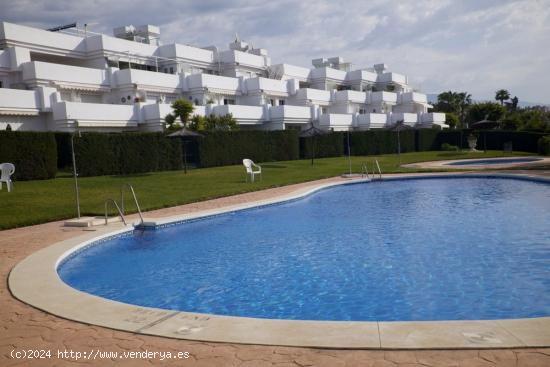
70 121 81 218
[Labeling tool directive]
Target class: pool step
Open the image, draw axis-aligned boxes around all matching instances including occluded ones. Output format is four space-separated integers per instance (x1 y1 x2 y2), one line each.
64 216 122 227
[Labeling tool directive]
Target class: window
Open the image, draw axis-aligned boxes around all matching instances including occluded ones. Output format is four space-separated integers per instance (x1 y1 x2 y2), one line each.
169 67 174 74
224 98 235 105
279 99 285 105
269 99 275 106
359 108 365 114
0 81 3 88
321 107 327 114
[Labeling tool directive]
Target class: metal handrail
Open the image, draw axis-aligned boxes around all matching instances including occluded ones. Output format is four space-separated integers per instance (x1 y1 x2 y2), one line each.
121 184 144 224
375 159 382 179
361 162 370 179
104 199 127 226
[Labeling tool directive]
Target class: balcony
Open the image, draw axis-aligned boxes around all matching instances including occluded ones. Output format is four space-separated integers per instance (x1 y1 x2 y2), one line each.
114 68 182 93
186 73 241 95
219 50 267 69
420 112 446 123
86 34 157 59
377 72 407 85
399 92 428 104
318 113 354 131
391 113 418 127
270 105 312 123
245 77 288 96
0 22 86 58
52 101 139 128
334 90 368 104
212 104 266 125
158 44 214 66
356 113 387 130
310 67 347 82
21 61 110 91
346 69 377 83
269 63 311 81
0 88 40 115
294 88 331 104
370 91 397 104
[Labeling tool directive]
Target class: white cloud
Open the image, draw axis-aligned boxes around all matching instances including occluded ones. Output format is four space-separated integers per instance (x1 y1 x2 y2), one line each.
1 0 549 103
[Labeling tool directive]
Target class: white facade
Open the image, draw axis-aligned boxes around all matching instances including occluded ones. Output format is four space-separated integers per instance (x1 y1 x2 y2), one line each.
0 21 447 132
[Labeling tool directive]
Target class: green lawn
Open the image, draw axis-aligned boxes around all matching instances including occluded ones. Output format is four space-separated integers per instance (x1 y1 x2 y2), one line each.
0 150 533 230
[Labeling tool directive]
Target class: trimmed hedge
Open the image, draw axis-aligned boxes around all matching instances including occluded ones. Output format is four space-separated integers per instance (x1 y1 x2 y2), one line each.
538 135 550 155
349 130 416 156
0 131 57 180
72 133 183 177
197 130 299 167
300 133 344 159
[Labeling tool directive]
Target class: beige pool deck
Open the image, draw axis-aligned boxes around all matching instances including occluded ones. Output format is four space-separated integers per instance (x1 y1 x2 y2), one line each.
3 172 550 366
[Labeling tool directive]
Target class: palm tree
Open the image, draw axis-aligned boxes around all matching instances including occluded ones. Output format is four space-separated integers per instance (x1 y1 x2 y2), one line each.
495 89 510 106
457 92 472 128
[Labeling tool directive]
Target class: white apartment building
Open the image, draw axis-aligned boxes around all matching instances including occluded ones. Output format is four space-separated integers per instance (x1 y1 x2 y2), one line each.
0 21 447 132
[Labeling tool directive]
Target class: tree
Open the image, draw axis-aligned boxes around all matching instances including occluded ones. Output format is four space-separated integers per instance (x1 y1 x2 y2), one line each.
510 96 519 111
495 89 510 106
445 112 459 129
189 113 239 132
467 102 506 125
434 91 471 128
166 99 194 128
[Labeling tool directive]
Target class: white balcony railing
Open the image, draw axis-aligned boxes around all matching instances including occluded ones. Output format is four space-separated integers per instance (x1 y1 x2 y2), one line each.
377 72 407 85
0 88 41 115
218 50 266 69
356 113 387 129
391 113 418 126
310 67 347 81
370 91 397 103
114 68 182 92
294 88 331 104
22 61 110 91
270 105 312 122
399 92 428 104
421 112 446 123
52 101 139 127
334 90 369 104
213 104 266 124
318 113 354 130
270 63 311 80
346 69 377 82
245 77 288 96
187 73 241 95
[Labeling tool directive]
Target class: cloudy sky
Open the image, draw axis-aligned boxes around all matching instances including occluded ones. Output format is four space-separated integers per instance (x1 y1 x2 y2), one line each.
1 0 549 103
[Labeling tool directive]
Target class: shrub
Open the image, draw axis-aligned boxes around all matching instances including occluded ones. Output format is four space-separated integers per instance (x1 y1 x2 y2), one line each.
538 135 550 155
197 130 299 167
73 133 182 177
441 143 459 151
0 131 57 180
350 130 415 156
300 133 343 159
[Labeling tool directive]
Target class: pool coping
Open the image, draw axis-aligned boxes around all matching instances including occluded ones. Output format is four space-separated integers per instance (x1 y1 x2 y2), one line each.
403 155 550 170
8 172 550 349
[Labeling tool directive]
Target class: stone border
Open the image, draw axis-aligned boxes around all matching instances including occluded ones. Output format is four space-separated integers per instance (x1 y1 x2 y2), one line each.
403 156 550 170
8 173 550 349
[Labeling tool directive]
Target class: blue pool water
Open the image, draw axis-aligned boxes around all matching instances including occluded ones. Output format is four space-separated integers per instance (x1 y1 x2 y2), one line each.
447 157 542 166
58 177 550 321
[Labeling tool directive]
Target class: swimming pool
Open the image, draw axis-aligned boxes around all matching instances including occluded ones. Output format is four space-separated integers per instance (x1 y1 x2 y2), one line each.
447 157 543 166
58 177 550 322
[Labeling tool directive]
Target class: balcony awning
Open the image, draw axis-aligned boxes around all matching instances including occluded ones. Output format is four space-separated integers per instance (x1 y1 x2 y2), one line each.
205 88 241 96
50 81 110 93
0 108 40 116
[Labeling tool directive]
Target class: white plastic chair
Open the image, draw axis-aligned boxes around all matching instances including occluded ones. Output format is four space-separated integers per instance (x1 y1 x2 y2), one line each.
0 163 15 192
242 159 262 182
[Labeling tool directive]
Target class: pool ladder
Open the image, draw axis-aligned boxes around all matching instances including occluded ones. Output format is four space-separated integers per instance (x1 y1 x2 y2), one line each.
361 160 383 180
104 184 144 226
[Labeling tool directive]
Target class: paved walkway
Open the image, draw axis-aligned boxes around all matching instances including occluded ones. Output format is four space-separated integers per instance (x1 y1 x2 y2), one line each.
2 175 550 366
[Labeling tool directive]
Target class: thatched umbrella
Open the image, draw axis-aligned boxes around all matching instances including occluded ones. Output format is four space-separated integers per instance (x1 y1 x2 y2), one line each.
470 115 499 152
168 128 203 173
299 123 328 166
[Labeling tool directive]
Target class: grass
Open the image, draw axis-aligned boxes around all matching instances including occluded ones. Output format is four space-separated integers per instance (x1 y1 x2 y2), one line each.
0 150 534 230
